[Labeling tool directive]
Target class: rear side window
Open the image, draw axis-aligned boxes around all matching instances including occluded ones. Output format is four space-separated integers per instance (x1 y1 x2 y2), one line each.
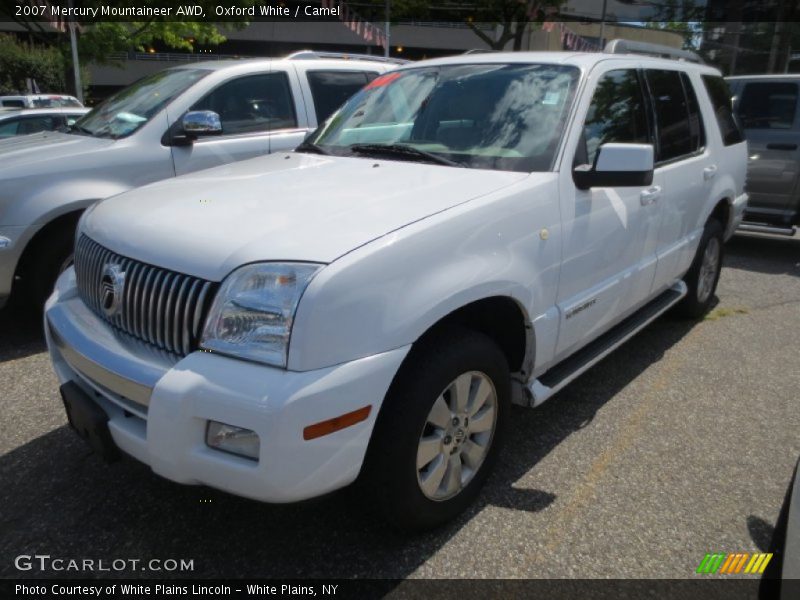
17 116 57 134
579 69 650 167
2 99 25 108
0 119 19 137
737 81 798 130
702 75 744 145
307 70 376 123
645 69 693 162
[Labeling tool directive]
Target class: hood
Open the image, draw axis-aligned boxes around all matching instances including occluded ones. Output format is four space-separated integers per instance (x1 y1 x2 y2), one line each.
84 152 529 281
0 131 115 174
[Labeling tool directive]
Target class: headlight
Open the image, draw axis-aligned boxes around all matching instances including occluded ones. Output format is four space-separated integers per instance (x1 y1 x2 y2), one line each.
200 262 322 367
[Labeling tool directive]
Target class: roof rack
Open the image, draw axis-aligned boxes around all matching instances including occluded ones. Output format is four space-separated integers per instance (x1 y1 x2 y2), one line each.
604 39 703 64
285 50 410 65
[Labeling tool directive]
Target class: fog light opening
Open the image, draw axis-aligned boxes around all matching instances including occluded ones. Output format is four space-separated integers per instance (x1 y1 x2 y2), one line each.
206 421 260 460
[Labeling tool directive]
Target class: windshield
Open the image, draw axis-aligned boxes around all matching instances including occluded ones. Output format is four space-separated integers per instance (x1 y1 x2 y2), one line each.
73 68 208 138
32 96 82 108
307 63 580 172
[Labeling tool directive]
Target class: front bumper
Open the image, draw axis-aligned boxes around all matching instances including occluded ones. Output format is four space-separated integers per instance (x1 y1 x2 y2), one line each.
45 268 410 503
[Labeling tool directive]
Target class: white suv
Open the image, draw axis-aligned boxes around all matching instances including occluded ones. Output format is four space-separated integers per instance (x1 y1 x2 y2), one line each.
45 43 748 529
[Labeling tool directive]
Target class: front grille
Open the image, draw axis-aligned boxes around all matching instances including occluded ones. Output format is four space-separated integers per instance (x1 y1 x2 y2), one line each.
74 235 217 356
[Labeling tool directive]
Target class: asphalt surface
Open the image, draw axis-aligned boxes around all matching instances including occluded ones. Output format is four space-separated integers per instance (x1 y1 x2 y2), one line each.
0 232 799 583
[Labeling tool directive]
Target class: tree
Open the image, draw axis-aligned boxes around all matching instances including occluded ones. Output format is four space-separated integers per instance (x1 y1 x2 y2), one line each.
0 33 71 94
1 1 256 95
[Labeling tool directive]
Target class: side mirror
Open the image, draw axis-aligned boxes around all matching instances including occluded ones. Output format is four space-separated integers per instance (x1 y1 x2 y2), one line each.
182 110 222 137
573 143 654 190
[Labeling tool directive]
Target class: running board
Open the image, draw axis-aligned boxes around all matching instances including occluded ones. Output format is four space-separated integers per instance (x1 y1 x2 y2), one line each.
738 222 797 236
524 281 687 407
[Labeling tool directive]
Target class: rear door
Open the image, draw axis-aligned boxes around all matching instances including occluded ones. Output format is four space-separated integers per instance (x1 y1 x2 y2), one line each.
734 79 800 223
646 69 713 293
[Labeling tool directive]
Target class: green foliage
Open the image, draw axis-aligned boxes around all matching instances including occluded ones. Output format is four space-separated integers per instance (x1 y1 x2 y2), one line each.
0 33 67 94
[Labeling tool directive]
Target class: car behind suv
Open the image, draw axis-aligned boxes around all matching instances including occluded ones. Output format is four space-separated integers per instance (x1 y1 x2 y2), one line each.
727 75 800 235
46 42 747 529
0 53 397 309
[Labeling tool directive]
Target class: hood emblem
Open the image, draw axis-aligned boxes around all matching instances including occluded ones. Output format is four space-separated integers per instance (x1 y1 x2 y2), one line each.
100 263 126 318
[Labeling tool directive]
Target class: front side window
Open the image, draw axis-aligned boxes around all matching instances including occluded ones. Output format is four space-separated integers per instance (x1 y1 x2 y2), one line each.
306 63 580 172
307 70 376 123
578 69 650 167
646 69 693 162
73 68 209 139
737 81 798 129
190 72 297 135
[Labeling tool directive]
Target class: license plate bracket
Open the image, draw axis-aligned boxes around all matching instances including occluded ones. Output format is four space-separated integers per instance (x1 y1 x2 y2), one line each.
60 381 121 463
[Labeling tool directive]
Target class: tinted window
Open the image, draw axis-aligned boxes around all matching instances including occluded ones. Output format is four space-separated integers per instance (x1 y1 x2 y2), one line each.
646 70 692 162
17 116 57 135
579 69 650 167
1 99 25 108
681 72 705 151
191 72 297 135
737 81 798 129
307 70 375 123
310 64 580 173
0 119 19 137
703 76 744 145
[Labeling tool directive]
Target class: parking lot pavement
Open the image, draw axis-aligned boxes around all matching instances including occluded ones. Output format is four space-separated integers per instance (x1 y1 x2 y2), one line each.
0 232 799 581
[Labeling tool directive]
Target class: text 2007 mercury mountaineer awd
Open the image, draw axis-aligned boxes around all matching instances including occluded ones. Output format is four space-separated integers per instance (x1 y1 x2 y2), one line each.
45 51 747 529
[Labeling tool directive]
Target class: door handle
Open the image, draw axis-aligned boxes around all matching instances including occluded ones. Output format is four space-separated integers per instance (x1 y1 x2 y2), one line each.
640 186 662 206
766 143 798 151
703 165 718 180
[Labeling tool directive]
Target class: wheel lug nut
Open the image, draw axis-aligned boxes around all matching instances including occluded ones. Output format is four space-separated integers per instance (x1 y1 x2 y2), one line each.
452 417 459 426
443 435 452 445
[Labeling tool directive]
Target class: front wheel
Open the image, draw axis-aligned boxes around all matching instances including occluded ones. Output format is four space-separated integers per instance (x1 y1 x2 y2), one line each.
360 328 510 530
676 218 724 318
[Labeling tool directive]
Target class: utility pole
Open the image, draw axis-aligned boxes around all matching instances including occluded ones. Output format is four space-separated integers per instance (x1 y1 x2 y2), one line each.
68 0 83 102
384 0 390 58
598 0 608 49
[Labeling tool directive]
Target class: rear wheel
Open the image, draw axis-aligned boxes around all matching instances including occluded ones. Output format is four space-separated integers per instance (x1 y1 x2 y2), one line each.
360 328 510 530
676 218 724 318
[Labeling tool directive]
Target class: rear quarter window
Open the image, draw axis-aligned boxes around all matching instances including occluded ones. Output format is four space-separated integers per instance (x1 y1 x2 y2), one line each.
702 75 744 145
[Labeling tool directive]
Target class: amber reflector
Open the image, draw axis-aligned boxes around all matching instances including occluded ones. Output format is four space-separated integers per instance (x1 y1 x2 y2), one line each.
303 406 372 441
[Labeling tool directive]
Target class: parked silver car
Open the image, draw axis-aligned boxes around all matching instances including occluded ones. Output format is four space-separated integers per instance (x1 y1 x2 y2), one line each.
0 107 89 138
0 53 398 309
727 75 800 235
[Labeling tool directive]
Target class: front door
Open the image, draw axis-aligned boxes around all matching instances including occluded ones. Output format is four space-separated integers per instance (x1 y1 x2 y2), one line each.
554 66 661 360
171 71 301 175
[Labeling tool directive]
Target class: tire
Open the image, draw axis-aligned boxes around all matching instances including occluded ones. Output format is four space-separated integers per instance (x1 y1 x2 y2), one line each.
675 218 724 319
360 327 510 530
20 225 74 311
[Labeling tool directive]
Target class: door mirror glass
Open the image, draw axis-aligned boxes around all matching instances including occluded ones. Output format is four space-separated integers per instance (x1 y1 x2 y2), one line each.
573 143 654 190
182 110 222 136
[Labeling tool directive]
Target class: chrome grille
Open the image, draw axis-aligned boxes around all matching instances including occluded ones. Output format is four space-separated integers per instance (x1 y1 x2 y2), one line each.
74 235 216 356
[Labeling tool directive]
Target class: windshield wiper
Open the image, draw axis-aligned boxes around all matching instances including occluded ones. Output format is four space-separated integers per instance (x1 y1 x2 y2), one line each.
349 143 461 167
68 124 95 136
295 141 332 155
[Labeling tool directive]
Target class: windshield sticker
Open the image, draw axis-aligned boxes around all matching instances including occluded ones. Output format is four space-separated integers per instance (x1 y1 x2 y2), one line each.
365 72 403 90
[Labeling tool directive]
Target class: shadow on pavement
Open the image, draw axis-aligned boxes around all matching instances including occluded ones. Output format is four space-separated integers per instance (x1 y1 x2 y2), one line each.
0 302 45 362
0 314 696 580
727 233 800 277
